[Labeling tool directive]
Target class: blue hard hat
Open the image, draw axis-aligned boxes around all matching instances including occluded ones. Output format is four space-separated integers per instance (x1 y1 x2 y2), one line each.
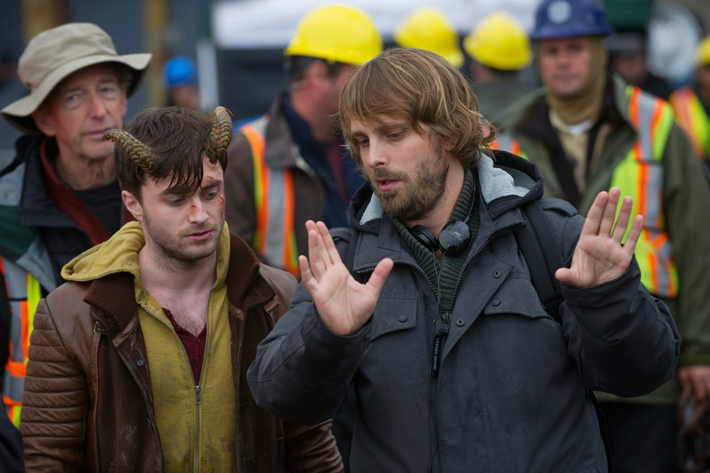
531 0 613 41
162 56 198 89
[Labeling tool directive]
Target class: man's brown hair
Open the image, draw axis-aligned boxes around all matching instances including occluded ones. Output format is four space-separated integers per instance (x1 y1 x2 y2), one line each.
339 48 496 168
110 106 231 199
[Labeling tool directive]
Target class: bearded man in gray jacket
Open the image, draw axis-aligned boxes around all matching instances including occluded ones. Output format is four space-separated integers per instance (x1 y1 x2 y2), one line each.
248 48 679 473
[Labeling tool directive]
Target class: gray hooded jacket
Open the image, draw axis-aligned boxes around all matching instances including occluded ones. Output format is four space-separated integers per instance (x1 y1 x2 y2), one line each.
248 151 679 473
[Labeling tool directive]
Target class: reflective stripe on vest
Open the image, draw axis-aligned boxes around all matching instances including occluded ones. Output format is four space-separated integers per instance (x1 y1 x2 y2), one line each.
1 256 42 426
670 86 710 160
493 87 677 297
490 131 526 159
610 86 677 297
240 118 300 276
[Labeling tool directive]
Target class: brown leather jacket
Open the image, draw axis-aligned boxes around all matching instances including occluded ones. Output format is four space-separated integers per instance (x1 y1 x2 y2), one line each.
20 232 343 472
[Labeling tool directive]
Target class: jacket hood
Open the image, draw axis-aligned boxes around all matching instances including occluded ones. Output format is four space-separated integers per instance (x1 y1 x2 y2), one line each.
61 221 146 282
348 150 545 234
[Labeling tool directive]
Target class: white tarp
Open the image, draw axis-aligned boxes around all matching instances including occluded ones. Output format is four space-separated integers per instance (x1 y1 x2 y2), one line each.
212 0 540 49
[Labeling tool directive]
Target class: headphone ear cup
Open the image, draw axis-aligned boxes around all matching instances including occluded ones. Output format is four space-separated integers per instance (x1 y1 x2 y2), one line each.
410 225 440 252
438 221 470 256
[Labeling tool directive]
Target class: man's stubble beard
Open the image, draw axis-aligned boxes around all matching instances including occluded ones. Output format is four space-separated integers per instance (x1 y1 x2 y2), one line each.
142 212 224 270
369 147 449 222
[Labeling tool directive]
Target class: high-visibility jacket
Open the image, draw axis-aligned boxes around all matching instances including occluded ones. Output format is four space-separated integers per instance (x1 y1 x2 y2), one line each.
239 117 300 276
492 86 678 298
1 257 42 426
669 86 710 161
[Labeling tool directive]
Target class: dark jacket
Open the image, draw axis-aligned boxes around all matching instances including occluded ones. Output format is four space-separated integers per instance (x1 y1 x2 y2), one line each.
248 151 679 472
20 231 343 472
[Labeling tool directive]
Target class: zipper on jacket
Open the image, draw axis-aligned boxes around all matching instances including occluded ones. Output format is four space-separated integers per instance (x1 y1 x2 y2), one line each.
431 313 450 377
195 385 201 473
141 302 209 472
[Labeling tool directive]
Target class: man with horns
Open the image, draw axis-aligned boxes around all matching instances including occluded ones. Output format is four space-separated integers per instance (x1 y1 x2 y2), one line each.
19 106 343 472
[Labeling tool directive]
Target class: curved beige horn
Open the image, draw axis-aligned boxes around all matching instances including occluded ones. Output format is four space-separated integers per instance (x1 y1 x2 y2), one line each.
103 129 155 173
206 106 234 164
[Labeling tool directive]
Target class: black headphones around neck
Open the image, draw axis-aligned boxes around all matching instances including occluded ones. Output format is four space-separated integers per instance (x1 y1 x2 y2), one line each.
410 190 475 257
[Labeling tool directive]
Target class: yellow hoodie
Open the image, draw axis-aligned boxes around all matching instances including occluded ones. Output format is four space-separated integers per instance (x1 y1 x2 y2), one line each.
62 221 237 472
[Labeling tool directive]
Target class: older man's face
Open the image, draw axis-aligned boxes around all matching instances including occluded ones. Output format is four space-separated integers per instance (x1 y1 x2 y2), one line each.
34 63 128 165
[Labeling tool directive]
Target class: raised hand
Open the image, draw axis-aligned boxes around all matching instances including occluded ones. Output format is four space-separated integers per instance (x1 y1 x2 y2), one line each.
556 187 643 288
299 220 394 336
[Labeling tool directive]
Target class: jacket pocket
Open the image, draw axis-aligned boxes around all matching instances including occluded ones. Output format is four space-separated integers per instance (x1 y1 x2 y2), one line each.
483 277 553 320
370 298 418 341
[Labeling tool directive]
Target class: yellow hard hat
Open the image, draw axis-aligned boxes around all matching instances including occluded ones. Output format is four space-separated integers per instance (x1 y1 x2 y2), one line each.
464 11 532 71
696 35 710 69
285 5 382 66
394 7 464 68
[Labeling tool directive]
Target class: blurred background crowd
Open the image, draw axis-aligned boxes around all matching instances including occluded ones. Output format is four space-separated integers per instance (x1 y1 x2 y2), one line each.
2 0 710 472
1 0 708 157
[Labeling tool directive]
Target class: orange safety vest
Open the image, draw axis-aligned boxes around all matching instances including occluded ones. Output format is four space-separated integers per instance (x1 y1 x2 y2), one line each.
1 256 42 426
492 86 678 298
239 117 300 276
669 86 710 160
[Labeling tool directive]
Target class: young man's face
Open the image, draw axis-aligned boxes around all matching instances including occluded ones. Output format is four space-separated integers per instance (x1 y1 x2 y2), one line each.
33 64 128 163
350 116 451 223
125 156 226 266
538 37 594 97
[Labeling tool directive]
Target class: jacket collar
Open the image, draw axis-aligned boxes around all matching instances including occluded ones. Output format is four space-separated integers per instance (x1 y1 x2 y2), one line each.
348 151 540 273
84 232 274 337
19 136 78 229
262 94 300 170
514 75 628 145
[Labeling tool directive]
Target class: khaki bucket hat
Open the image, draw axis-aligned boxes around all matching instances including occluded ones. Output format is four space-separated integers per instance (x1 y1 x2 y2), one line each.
2 22 152 133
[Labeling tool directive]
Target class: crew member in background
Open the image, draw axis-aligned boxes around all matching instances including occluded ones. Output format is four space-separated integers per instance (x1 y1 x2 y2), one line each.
606 30 672 100
463 11 533 125
393 7 464 69
0 22 150 426
163 55 201 110
670 35 710 175
225 5 382 276
495 1 710 470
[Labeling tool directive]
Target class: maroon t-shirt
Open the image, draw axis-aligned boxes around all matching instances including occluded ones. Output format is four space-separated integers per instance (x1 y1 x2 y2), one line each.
163 308 206 385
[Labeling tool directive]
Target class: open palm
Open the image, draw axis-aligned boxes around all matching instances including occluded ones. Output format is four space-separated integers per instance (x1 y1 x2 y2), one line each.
299 221 394 336
556 188 643 287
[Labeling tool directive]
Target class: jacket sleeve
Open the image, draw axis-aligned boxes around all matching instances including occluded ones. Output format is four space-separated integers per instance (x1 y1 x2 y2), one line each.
225 133 257 247
20 299 88 472
552 208 680 397
662 125 710 366
283 420 344 472
248 239 368 426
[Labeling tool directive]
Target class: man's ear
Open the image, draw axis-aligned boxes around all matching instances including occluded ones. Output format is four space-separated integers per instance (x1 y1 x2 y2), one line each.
31 103 56 137
122 190 144 223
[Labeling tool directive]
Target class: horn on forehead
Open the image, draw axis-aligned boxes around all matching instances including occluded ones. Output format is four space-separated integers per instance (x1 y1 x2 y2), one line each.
206 106 234 164
102 129 155 173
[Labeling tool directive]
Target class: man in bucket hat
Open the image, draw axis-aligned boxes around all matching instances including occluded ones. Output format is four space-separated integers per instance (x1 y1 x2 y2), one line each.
0 22 150 425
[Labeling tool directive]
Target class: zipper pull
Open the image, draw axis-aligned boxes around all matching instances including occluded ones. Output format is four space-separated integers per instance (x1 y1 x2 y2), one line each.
431 314 451 377
195 385 201 405
431 333 443 377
